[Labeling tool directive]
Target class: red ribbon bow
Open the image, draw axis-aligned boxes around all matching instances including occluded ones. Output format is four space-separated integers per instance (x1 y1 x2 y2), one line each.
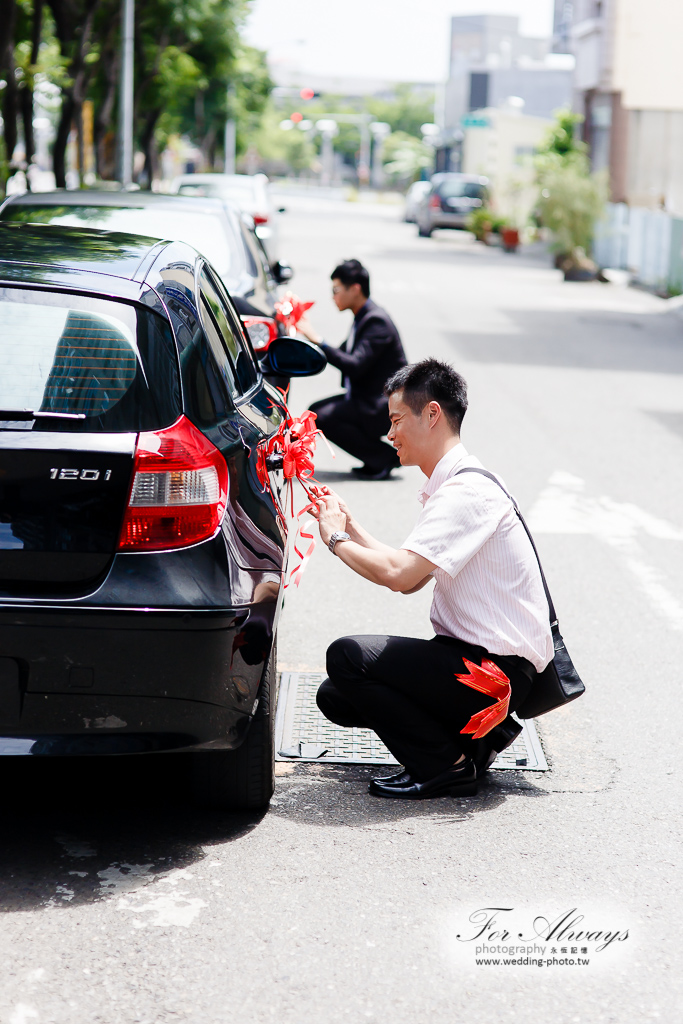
455 658 512 739
274 291 315 336
256 402 324 587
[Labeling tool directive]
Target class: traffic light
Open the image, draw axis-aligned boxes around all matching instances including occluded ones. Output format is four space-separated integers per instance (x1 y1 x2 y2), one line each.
299 88 318 100
291 111 303 123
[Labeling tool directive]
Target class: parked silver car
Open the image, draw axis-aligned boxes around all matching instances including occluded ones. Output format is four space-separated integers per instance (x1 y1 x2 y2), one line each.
403 180 431 223
170 173 281 260
416 173 489 236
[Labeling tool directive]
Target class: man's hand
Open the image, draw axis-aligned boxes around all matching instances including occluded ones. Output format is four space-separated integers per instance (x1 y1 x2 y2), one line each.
312 491 347 546
297 316 322 345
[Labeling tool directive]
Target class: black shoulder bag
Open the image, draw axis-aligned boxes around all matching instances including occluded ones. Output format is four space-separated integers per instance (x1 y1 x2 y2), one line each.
456 467 585 719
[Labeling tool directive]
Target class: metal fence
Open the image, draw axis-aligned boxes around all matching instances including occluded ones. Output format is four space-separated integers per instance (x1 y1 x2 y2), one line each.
594 203 683 295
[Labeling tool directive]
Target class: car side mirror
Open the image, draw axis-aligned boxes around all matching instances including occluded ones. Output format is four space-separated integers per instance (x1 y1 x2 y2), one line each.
271 260 294 284
263 337 327 377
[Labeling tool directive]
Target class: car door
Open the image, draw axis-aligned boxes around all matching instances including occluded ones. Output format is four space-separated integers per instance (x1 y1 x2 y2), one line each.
195 264 288 576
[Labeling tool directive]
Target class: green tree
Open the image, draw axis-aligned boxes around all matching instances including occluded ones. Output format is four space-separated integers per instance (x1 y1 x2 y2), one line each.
367 84 435 138
382 130 431 185
535 108 606 262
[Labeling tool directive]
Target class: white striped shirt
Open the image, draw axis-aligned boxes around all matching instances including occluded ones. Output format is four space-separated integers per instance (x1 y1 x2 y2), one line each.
401 444 553 672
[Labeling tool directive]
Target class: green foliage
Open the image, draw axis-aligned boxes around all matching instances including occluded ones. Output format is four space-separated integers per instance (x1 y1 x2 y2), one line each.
366 84 435 138
252 107 315 174
538 108 587 161
466 207 508 240
538 164 608 255
534 109 606 257
0 0 270 189
382 130 431 184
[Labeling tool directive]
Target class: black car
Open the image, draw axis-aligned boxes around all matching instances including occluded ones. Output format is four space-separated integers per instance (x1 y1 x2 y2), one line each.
0 190 294 359
0 222 325 809
416 173 489 236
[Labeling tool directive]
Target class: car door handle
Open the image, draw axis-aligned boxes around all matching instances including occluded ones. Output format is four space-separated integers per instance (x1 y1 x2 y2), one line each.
265 453 283 471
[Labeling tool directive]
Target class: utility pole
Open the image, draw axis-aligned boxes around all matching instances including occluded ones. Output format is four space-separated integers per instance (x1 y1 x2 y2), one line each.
117 0 134 186
224 84 236 174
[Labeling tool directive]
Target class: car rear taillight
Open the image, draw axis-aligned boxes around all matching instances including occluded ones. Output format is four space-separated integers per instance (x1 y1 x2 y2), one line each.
429 195 441 210
118 416 228 553
241 315 279 353
253 214 269 225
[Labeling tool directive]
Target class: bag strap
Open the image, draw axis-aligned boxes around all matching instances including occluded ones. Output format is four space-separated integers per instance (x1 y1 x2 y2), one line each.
454 467 558 627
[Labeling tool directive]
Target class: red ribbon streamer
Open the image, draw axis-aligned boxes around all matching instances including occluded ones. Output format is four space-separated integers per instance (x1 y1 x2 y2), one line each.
274 291 315 336
455 658 511 739
256 404 323 588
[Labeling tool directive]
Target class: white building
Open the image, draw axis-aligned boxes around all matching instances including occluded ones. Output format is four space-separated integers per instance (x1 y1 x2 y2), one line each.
564 0 683 214
462 104 551 224
444 15 573 138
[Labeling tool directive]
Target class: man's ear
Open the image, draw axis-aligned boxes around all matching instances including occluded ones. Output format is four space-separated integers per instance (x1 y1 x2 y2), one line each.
428 401 442 426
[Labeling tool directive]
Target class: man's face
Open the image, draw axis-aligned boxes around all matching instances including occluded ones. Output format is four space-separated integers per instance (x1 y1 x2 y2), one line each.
387 391 434 465
331 278 361 311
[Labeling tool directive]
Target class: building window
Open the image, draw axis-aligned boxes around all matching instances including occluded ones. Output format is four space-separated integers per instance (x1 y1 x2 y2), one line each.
469 73 489 112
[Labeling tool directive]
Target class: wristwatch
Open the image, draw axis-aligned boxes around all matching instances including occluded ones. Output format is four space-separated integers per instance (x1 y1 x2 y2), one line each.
328 530 350 554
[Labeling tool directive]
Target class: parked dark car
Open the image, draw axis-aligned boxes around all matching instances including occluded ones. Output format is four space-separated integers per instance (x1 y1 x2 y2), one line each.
0 222 325 809
0 190 294 359
416 173 489 236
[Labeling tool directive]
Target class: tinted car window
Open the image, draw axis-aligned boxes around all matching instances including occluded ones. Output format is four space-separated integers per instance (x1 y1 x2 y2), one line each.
437 180 487 200
165 292 231 428
1 204 246 288
199 268 257 394
0 288 180 432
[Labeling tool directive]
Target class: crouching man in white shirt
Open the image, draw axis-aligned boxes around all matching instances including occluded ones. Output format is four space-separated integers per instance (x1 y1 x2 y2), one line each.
311 358 553 799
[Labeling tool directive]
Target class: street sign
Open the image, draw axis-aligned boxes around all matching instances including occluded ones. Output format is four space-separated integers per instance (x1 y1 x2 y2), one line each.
461 115 490 128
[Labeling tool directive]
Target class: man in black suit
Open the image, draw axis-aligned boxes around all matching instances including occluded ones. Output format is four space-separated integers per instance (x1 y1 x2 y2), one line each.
298 259 407 480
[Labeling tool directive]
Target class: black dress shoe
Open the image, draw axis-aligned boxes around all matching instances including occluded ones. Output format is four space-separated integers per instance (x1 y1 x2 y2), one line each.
370 768 412 787
368 758 477 799
351 465 394 481
472 717 523 778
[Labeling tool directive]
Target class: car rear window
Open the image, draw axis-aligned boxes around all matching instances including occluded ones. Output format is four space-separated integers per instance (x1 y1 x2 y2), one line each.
437 180 487 200
0 287 180 432
1 204 246 289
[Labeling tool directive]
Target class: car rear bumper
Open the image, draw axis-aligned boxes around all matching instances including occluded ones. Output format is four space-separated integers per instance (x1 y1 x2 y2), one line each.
0 606 272 754
432 212 469 229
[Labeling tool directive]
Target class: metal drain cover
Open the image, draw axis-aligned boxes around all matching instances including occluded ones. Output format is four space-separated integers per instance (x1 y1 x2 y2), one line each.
275 671 548 770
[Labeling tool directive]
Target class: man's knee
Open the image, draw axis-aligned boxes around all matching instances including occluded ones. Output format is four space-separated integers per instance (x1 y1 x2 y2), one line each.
326 635 363 683
316 677 366 727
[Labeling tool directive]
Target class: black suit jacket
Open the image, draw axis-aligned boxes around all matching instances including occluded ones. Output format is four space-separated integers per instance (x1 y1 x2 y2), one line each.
321 299 407 414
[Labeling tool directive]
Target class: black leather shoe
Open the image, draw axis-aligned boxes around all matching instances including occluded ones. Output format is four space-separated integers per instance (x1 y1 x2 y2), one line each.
369 768 412 787
368 758 477 799
472 717 523 778
351 465 394 481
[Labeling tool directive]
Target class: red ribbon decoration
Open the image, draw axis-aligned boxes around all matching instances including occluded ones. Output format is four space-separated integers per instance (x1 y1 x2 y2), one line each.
256 404 323 588
455 658 511 739
274 291 315 336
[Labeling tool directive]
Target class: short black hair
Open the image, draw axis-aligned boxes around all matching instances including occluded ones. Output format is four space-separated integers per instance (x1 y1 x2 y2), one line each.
331 258 370 298
384 358 468 432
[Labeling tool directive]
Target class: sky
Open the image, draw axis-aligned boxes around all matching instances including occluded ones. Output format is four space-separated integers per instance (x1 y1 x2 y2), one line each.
244 0 556 84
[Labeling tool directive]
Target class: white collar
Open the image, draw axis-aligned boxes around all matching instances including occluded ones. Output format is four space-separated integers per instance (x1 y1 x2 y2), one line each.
417 442 469 505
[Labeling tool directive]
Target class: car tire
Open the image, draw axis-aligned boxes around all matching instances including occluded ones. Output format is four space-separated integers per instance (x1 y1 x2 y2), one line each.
190 644 276 810
418 223 432 237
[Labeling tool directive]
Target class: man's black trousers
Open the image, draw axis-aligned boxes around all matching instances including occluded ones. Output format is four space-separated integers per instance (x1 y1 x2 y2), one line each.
317 634 535 781
309 395 400 472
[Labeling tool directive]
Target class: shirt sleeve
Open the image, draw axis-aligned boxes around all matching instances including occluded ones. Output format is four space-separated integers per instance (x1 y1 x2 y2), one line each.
401 479 506 578
321 319 392 381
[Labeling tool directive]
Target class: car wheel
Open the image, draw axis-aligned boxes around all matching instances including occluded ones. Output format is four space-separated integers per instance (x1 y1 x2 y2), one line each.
191 644 276 810
418 223 432 237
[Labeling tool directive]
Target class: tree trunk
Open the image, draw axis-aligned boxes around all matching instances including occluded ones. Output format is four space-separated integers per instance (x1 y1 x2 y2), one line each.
94 42 119 179
0 0 18 180
53 93 75 188
140 108 160 188
21 0 44 177
49 0 100 187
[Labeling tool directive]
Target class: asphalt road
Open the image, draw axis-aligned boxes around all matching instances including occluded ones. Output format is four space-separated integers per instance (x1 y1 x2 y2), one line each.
1 195 682 1023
